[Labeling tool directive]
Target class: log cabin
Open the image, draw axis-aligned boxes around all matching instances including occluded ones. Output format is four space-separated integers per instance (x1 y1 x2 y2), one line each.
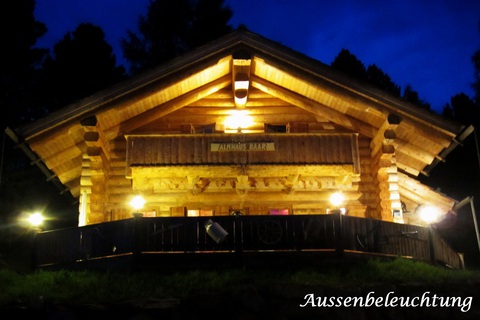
6 28 473 269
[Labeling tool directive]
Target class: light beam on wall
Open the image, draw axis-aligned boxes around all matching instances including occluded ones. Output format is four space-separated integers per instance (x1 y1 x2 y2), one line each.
224 110 253 132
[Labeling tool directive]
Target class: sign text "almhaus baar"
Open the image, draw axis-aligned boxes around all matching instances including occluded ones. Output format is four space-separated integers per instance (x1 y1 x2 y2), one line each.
210 142 275 152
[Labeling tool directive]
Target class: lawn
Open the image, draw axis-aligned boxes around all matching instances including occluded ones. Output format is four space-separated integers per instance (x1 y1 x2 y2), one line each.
1 256 478 307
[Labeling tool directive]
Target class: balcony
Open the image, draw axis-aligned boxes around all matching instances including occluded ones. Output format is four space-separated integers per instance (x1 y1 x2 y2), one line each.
125 133 361 174
33 214 463 270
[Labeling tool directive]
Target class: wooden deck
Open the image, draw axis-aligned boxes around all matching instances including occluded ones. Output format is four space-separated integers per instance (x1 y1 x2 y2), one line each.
32 213 464 270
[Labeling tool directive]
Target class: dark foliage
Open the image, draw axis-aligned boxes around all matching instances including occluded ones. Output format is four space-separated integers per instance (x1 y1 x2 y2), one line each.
473 49 480 104
402 84 430 110
443 93 480 126
331 48 367 80
40 23 126 112
121 0 233 74
0 0 48 129
331 48 430 110
366 64 401 97
1 5 124 229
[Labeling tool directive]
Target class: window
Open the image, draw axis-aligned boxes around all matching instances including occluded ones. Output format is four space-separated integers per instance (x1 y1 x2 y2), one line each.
269 209 289 215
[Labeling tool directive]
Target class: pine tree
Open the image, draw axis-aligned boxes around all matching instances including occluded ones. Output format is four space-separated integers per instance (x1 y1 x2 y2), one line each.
121 0 233 74
41 23 126 111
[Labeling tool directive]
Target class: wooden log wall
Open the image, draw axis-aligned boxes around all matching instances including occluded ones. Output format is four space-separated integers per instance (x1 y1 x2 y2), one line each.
79 117 110 225
81 131 392 223
369 114 402 222
353 137 377 218
77 121 437 225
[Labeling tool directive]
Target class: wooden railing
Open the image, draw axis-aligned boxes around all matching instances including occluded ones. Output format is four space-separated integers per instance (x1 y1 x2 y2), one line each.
33 214 464 269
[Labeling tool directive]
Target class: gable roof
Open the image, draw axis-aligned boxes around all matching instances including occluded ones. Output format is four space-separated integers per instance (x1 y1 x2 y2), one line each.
6 28 472 200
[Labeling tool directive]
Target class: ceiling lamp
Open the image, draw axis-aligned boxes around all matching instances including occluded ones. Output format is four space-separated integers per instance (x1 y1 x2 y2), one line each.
234 72 249 107
232 58 251 108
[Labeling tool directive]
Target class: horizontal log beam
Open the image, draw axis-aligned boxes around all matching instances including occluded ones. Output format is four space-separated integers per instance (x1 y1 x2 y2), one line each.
108 190 363 205
131 164 357 179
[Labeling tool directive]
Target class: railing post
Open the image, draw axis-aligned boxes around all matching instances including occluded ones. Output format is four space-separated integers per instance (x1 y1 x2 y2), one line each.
132 213 143 265
334 213 344 259
458 252 465 270
427 225 436 265
234 214 243 254
30 227 41 270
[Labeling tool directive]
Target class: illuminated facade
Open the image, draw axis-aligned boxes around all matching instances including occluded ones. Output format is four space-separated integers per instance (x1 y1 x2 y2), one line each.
7 29 471 228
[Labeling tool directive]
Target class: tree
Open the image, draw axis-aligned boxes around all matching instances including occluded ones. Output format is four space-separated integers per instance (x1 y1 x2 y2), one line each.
331 49 367 80
0 2 81 231
0 0 48 128
121 0 233 74
331 49 422 107
1 22 125 227
472 49 480 105
402 85 430 110
443 93 479 125
41 23 126 111
366 64 401 97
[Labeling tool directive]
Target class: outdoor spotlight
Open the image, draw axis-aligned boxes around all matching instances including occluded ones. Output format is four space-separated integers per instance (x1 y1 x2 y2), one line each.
204 219 229 244
130 195 146 211
329 192 344 207
417 205 442 224
27 212 44 227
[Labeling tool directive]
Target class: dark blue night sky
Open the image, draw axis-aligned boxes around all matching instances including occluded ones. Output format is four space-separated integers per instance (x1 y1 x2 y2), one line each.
35 0 480 113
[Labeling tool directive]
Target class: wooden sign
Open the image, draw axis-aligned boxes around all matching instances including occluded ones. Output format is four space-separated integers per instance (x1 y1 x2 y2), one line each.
210 142 275 152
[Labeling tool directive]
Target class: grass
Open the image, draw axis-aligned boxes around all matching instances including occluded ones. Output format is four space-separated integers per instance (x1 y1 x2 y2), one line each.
1 257 479 307
290 257 480 287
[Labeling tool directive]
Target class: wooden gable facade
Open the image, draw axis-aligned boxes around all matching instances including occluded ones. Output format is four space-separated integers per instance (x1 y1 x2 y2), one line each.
7 29 472 228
